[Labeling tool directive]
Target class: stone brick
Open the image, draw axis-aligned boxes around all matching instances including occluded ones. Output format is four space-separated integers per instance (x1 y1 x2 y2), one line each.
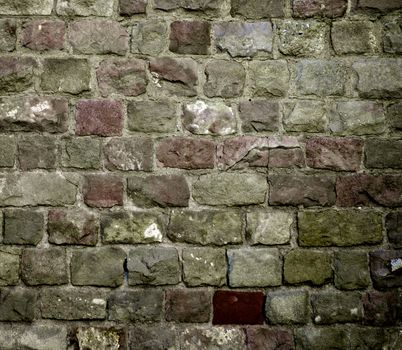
169 20 210 55
269 175 335 207
97 58 147 97
104 137 153 171
128 247 180 285
295 60 348 96
0 57 36 93
69 20 129 55
231 0 285 18
181 327 246 349
247 210 293 245
332 21 378 54
120 0 147 14
306 137 363 171
213 291 264 325
363 290 399 326
293 0 347 18
384 18 402 54
56 0 114 16
213 21 273 57
72 327 125 350
0 288 37 321
129 325 176 350
22 20 65 51
277 20 329 57
150 57 198 96
127 175 190 207
127 100 177 133
169 210 242 245
156 137 215 169
132 20 167 55
298 210 382 246
354 0 402 12
108 289 163 322
329 100 386 135
0 248 20 286
61 137 101 169
18 135 58 170
386 212 402 248
269 148 305 168
71 247 126 287
48 209 98 246
0 0 53 15
283 100 327 132
83 174 123 208
193 173 267 206
166 289 211 322
349 328 387 350
101 211 166 243
246 327 294 350
41 58 90 94
0 135 16 167
228 248 281 287
365 139 402 169
0 19 16 51
249 60 289 97
266 290 309 324
155 0 220 11
388 102 402 130
239 100 280 132
336 174 402 207
353 59 402 98
284 250 332 285
75 99 123 136
40 287 107 320
3 209 44 244
294 327 348 350
334 251 370 290
21 248 67 286
182 247 226 286
0 173 77 207
370 250 402 289
182 101 236 135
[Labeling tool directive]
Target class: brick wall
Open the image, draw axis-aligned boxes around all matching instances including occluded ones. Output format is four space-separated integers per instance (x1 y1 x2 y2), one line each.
0 0 401 348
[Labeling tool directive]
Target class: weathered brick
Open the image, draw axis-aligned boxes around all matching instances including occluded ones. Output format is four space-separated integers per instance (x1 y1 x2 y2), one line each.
388 102 402 131
266 290 309 324
0 288 37 321
365 139 402 169
384 18 402 54
213 291 264 325
83 174 123 208
3 209 44 244
181 327 246 349
228 248 281 287
155 0 220 12
249 60 289 97
0 248 20 286
0 135 16 167
334 251 370 290
363 290 399 325
169 20 210 55
284 250 332 285
269 148 305 168
349 328 387 350
21 248 67 286
370 250 402 289
41 58 90 94
182 101 236 135
283 100 327 132
56 0 114 16
0 19 16 51
48 209 99 246
213 21 273 57
293 0 347 18
182 247 226 286
75 100 124 136
157 137 215 169
246 327 294 350
129 325 176 350
239 100 280 132
298 209 382 246
61 137 101 169
0 0 53 15
128 247 180 285
18 135 58 170
0 57 36 93
193 173 267 206
294 327 348 350
231 0 285 18
120 0 147 14
166 289 211 322
269 175 335 207
72 327 125 350
132 20 167 55
354 0 402 12
386 212 402 248
69 20 129 55
169 210 242 245
22 20 65 51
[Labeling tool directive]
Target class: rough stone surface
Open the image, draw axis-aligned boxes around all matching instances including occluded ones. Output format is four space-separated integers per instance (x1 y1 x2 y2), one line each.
266 290 309 324
181 327 246 349
334 251 370 290
18 135 58 170
22 20 65 51
132 20 167 55
294 327 348 350
283 100 327 132
384 18 402 54
0 135 16 167
0 57 36 93
249 60 289 97
388 102 402 130
231 0 285 19
246 327 294 350
56 0 114 16
73 327 124 350
166 289 211 322
239 100 280 132
83 174 123 208
3 209 44 244
370 250 402 289
129 325 176 350
0 248 20 286
0 19 16 51
120 0 147 14
169 20 210 55
61 137 101 169
293 0 347 18
365 139 402 169
0 288 37 321
0 0 53 15
155 0 220 11
386 211 402 248
362 290 399 325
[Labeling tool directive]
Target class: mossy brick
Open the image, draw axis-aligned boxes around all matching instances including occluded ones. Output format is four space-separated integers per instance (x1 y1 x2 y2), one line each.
249 60 289 97
0 0 53 15
120 0 147 14
388 102 402 131
61 137 101 169
231 0 285 19
0 57 36 93
283 100 327 133
83 174 123 208
0 135 16 167
71 247 126 287
349 328 387 350
0 248 20 286
266 290 309 324
386 211 402 248
0 288 37 321
180 327 246 349
239 100 280 132
298 210 382 246
169 20 210 55
365 139 402 169
334 251 370 290
129 325 176 350
73 327 124 350
293 0 347 18
56 0 114 16
354 0 402 13
18 135 58 170
384 18 402 54
294 327 348 350
21 248 68 286
284 250 332 285
0 19 16 52
22 20 65 51
3 209 44 245
132 20 167 55
154 0 220 12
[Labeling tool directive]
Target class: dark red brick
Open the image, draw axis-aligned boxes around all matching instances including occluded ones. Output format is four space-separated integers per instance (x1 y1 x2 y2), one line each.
22 20 65 51
75 100 123 137
169 20 210 55
246 327 294 350
83 174 123 208
119 0 147 14
213 291 265 325
269 148 304 168
370 250 402 289
293 0 347 18
363 290 399 326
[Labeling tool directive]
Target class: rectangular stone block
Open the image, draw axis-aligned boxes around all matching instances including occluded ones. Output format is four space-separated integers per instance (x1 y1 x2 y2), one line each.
3 209 44 245
0 57 36 93
231 0 285 18
0 247 20 286
0 0 53 15
370 250 402 289
365 139 402 169
334 251 370 290
18 135 58 170
0 135 16 167
166 289 211 322
0 19 16 51
0 287 37 321
266 290 309 324
56 0 114 16
61 137 101 169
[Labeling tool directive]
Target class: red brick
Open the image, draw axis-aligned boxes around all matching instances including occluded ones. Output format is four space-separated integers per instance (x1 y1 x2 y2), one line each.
169 21 210 55
22 20 65 51
75 100 123 136
269 148 305 168
293 0 347 18
213 291 265 325
363 291 399 326
119 0 147 14
83 174 123 208
246 327 294 350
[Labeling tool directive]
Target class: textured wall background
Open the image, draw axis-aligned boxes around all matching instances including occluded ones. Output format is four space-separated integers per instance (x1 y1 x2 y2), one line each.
0 0 401 348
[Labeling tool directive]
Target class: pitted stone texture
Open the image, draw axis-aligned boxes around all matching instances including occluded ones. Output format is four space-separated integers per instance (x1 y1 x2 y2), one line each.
120 0 147 14
334 251 370 290
0 135 16 167
169 210 242 245
132 20 167 55
239 101 280 132
349 328 387 350
0 173 77 206
269 148 305 168
213 21 273 57
166 289 211 322
365 139 402 169
384 18 402 54
193 173 267 206
363 290 399 325
155 0 220 11
247 210 293 245
101 211 166 243
278 20 329 57
294 327 348 350
169 20 210 55
182 101 236 135
370 250 402 289
293 0 347 18
83 174 123 208
97 58 147 97
228 249 281 287
129 325 176 350
386 212 402 248
69 20 129 55
0 0 53 15
283 100 327 132
182 248 226 286
0 248 20 286
61 137 101 169
56 0 114 16
18 135 58 170
4 209 44 244
41 58 90 94
0 57 36 93
22 20 65 51
246 327 294 350
231 0 285 18
354 0 402 13
73 327 124 350
388 102 402 131
0 19 16 52
249 60 289 97
0 288 37 321
128 247 180 286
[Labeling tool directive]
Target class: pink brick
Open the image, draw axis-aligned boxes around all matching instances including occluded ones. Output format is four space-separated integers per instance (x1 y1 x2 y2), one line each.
83 174 123 208
22 20 65 51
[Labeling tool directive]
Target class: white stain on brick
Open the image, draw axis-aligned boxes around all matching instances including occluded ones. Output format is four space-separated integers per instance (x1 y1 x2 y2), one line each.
144 223 162 242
